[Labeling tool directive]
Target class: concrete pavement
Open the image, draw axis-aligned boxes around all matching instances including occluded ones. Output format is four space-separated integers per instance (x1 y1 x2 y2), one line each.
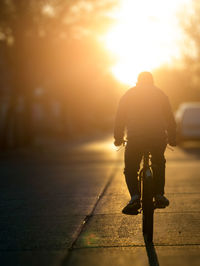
0 137 118 265
64 141 200 266
0 138 200 265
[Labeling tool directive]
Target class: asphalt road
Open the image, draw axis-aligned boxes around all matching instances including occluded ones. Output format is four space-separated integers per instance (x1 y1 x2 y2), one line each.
0 137 200 266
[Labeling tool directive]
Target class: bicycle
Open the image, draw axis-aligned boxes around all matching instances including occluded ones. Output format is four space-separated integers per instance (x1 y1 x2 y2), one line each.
116 142 169 243
139 151 154 243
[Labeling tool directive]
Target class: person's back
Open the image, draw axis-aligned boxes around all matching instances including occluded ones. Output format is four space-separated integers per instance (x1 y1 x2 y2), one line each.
114 72 176 215
114 73 176 145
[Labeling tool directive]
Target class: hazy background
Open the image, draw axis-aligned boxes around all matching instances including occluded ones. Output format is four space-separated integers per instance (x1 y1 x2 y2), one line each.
0 0 200 149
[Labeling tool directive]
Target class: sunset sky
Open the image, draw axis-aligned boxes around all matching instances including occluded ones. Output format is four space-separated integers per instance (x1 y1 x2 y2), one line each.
101 0 192 85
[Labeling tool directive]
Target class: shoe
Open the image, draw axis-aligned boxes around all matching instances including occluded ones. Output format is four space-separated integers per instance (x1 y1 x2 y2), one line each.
122 195 141 215
154 194 169 208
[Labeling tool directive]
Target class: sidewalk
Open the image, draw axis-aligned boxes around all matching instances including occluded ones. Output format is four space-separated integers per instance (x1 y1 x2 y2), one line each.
63 145 200 266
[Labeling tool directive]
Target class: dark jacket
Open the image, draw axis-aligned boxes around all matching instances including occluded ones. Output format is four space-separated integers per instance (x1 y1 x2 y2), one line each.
114 85 176 143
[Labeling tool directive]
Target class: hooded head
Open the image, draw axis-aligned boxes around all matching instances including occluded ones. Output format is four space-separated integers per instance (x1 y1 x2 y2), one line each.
137 71 154 86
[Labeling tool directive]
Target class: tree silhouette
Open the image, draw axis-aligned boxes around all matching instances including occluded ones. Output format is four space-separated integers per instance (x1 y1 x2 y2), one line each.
0 0 118 148
181 0 200 91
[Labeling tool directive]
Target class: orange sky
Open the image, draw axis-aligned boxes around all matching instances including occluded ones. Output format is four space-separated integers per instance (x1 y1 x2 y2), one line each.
101 0 192 85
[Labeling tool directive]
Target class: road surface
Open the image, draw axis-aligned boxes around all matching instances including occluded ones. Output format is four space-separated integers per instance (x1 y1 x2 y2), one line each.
0 137 200 266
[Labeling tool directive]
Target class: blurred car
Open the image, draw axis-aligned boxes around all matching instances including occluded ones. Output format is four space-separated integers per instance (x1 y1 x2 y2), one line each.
175 102 200 142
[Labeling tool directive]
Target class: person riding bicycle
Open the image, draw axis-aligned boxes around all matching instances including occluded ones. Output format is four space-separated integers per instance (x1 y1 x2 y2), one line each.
114 72 176 215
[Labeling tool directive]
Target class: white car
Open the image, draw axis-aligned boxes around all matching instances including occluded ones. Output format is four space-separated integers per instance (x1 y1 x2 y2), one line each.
176 102 200 142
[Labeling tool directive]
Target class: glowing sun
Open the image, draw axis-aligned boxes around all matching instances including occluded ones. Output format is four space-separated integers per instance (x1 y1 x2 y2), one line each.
103 0 190 85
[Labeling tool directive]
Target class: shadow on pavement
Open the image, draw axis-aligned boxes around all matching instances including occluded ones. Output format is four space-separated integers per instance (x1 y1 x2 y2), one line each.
144 238 159 266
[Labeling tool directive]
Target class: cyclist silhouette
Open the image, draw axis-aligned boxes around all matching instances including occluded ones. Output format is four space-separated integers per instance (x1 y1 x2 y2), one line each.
114 72 176 214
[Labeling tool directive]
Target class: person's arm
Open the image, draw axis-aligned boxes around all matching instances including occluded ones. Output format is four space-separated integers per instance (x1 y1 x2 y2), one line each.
163 96 177 146
114 97 126 146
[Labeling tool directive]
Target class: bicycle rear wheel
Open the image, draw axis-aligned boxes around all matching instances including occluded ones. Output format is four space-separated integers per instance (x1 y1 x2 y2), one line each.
142 172 154 242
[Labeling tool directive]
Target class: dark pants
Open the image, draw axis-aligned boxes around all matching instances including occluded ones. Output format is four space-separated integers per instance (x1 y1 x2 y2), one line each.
124 140 166 197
